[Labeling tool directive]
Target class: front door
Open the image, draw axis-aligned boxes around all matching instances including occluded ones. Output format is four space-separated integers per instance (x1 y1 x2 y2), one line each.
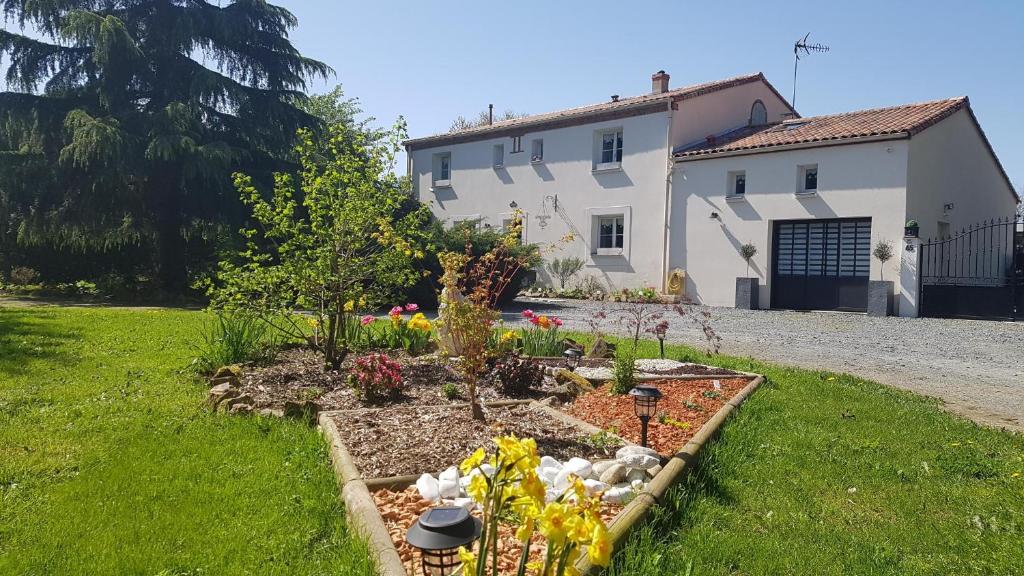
771 218 872 312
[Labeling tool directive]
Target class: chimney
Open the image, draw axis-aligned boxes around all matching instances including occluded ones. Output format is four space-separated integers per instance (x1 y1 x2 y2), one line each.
488 104 494 125
610 94 619 102
705 134 717 147
651 70 670 94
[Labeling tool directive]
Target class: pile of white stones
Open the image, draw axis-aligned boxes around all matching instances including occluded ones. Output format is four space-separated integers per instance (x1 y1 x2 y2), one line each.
572 359 689 381
413 445 662 509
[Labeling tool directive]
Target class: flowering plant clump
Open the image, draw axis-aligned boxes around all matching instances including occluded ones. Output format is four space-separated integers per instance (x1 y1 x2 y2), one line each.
458 435 613 576
519 309 565 357
348 352 403 402
381 303 433 355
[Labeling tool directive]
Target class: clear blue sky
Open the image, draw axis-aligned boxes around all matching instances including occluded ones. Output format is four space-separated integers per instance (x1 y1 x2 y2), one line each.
279 0 1023 190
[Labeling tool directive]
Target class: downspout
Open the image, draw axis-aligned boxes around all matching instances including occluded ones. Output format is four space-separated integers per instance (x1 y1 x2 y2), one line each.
661 100 675 295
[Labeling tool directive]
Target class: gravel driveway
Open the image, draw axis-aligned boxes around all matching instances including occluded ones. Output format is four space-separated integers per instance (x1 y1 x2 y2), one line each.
503 298 1024 431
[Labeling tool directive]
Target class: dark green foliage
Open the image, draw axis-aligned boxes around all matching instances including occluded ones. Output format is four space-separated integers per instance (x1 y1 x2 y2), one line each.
0 1 329 291
611 347 636 394
491 351 544 396
193 311 276 374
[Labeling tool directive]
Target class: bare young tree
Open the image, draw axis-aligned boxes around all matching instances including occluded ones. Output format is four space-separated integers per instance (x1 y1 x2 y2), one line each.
449 109 527 132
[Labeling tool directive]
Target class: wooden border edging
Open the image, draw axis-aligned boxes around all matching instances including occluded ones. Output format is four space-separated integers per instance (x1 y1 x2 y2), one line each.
573 375 765 575
319 413 408 576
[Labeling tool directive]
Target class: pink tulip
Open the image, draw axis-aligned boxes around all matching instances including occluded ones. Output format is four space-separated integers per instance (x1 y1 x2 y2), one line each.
389 306 403 316
404 303 419 312
522 309 534 318
361 315 375 326
553 317 563 327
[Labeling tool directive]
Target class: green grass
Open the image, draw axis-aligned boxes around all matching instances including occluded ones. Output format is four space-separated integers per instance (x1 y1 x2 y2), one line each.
0 305 372 575
602 337 1024 576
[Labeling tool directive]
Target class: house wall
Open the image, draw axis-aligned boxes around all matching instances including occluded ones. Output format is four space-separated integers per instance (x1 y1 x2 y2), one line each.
671 80 793 150
906 108 1019 242
409 110 673 290
672 140 910 309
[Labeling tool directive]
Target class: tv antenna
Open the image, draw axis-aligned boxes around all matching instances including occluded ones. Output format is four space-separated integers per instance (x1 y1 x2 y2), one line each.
792 33 829 108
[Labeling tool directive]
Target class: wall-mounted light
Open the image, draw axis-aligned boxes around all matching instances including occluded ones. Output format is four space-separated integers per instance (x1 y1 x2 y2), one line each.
509 200 518 209
710 211 720 220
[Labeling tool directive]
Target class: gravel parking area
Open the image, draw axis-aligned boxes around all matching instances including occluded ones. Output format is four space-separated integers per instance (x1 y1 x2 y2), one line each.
504 298 1024 431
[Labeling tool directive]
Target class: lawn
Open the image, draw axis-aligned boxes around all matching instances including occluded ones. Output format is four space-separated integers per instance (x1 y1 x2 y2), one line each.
2 306 1021 575
0 305 373 575
604 337 1024 576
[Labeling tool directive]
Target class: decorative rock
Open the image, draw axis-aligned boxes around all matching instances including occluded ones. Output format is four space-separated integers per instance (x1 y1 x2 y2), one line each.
451 497 476 511
209 375 240 387
219 394 254 413
229 403 253 415
207 383 238 410
553 369 594 395
616 445 661 460
213 365 243 379
618 453 660 470
586 337 616 359
591 460 618 476
599 463 628 485
563 457 593 479
539 456 562 471
258 408 284 418
582 479 610 496
603 485 636 504
626 468 649 484
438 466 460 499
415 474 440 502
539 466 560 484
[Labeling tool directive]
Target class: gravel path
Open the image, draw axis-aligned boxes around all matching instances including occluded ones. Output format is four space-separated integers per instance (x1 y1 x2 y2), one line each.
503 298 1024 431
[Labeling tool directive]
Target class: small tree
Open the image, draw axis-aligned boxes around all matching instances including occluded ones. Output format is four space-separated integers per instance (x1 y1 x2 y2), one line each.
873 239 895 281
449 109 527 132
206 119 431 369
547 256 585 288
739 243 758 277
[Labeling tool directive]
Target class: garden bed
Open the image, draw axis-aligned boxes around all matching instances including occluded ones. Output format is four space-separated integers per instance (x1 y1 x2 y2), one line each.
566 377 754 455
239 348 565 411
373 486 623 576
326 404 622 479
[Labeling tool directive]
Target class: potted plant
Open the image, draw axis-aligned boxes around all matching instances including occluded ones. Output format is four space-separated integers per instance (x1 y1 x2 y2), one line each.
735 243 759 310
868 239 895 317
904 219 919 238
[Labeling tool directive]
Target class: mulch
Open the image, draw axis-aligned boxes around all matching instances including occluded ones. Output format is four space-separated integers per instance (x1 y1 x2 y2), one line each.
328 404 622 479
238 348 561 411
374 486 622 576
566 378 753 455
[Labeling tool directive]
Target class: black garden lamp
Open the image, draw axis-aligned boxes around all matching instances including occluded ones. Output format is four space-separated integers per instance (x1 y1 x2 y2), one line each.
629 385 663 448
406 506 482 576
563 348 583 372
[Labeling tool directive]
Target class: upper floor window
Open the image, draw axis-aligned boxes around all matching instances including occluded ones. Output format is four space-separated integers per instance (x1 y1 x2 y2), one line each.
729 171 746 196
493 144 504 168
511 136 523 153
601 130 623 164
750 100 768 126
433 152 451 187
798 164 818 193
531 138 544 163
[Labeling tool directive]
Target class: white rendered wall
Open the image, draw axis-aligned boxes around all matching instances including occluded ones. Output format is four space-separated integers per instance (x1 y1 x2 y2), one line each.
671 80 792 150
409 111 673 290
673 140 910 309
906 108 1019 242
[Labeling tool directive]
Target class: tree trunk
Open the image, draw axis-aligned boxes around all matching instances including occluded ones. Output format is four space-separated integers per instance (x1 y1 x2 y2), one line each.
153 167 188 292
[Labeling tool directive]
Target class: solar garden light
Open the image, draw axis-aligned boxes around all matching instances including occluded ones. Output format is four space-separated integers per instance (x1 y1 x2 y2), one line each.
406 506 482 576
563 348 583 372
629 385 663 448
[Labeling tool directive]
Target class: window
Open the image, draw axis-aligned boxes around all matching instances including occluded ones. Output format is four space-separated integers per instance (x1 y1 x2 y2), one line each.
502 214 525 243
728 171 746 197
598 216 624 250
531 138 544 162
799 164 818 193
511 136 523 153
493 144 504 168
750 100 767 126
432 153 451 187
594 129 623 170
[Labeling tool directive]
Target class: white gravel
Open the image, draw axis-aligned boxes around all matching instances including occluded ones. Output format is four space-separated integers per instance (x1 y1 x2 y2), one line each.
505 298 1024 431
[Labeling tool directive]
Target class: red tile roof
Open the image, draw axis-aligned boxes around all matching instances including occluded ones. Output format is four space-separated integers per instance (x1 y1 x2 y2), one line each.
406 73 791 150
675 97 968 158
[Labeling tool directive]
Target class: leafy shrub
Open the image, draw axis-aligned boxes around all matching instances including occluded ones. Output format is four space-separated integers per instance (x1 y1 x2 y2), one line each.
195 312 275 374
519 309 564 356
546 256 585 289
9 266 39 286
491 351 545 396
611 348 636 395
441 382 460 400
610 286 659 303
349 352 404 402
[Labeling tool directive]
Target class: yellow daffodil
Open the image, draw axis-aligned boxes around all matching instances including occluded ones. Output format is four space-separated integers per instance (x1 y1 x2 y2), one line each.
515 517 535 543
538 502 571 543
500 329 517 343
587 522 612 566
520 470 546 507
460 447 485 475
343 299 354 312
567 514 590 545
467 472 488 502
457 546 477 574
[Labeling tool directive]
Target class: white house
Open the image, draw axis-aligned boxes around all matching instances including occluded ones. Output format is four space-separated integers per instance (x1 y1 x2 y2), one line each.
405 71 1019 316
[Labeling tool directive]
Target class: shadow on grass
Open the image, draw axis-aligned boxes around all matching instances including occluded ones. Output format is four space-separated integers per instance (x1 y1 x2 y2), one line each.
0 308 80 378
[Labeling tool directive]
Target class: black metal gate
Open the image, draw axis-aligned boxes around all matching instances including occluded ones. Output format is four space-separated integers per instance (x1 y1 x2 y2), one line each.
772 218 872 312
919 217 1023 320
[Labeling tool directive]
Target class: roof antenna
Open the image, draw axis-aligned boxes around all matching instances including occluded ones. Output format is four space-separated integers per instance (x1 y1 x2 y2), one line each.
792 33 829 109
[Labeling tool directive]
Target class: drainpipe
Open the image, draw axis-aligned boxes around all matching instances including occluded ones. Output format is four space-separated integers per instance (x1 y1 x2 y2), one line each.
661 100 675 295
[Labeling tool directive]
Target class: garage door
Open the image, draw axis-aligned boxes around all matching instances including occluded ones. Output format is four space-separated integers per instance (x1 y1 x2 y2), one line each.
771 218 871 312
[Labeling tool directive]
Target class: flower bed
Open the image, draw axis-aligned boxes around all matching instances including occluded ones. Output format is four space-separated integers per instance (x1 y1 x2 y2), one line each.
373 486 622 576
565 377 753 455
533 357 740 379
326 404 622 478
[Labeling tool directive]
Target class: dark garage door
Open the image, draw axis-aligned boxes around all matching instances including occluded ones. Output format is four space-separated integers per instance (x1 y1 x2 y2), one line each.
772 218 872 312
